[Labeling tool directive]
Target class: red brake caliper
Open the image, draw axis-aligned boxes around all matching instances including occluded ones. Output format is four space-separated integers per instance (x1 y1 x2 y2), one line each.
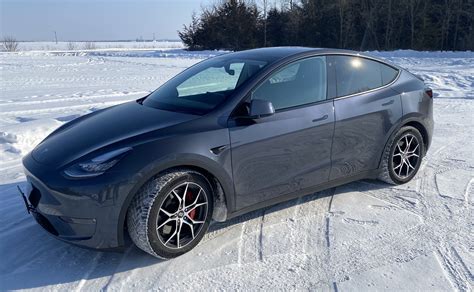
186 191 196 219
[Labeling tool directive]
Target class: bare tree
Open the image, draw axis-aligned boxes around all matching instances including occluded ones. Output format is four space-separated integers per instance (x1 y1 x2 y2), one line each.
82 42 96 50
257 0 270 46
2 36 19 52
384 0 393 49
451 0 466 51
338 0 347 48
281 0 294 10
440 0 457 50
360 0 381 50
408 0 422 49
67 42 77 50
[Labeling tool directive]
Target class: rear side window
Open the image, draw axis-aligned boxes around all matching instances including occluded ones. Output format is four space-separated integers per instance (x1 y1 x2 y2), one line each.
330 56 398 97
333 56 381 96
381 64 399 84
252 56 327 110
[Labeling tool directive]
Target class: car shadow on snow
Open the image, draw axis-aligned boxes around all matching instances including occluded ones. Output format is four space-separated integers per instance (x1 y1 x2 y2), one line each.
0 179 388 290
208 179 389 233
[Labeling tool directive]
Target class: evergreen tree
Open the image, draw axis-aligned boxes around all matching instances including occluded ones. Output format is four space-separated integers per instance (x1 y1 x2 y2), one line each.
178 0 474 51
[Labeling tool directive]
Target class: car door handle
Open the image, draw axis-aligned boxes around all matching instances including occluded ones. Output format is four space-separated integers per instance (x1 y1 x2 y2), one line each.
312 114 328 123
382 100 394 106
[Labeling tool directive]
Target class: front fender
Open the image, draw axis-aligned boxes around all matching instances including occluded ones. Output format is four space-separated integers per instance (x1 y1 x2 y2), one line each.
116 151 234 247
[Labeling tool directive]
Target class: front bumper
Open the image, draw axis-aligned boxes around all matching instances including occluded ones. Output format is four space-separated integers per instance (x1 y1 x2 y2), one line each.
21 153 132 250
19 179 97 241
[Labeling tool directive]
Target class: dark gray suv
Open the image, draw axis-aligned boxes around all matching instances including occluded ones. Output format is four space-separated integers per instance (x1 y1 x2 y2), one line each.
21 47 433 258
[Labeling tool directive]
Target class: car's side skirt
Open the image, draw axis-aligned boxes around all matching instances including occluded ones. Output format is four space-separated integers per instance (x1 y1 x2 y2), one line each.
226 169 379 220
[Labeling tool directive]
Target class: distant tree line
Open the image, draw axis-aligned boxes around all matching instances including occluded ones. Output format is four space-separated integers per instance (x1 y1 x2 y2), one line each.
179 0 474 51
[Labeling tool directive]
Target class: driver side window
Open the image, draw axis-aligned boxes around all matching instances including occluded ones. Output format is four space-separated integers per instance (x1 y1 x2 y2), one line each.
252 56 327 110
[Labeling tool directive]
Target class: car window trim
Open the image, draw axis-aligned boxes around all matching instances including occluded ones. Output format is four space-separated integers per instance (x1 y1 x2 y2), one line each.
231 92 333 120
273 98 333 114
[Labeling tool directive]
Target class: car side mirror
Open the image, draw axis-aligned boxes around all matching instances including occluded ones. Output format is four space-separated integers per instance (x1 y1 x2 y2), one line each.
249 99 275 119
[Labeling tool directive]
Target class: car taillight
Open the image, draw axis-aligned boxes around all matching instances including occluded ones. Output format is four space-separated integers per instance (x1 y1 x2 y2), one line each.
425 88 433 98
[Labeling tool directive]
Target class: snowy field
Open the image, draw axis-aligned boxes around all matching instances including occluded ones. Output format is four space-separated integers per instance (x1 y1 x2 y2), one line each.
0 44 473 291
8 41 184 52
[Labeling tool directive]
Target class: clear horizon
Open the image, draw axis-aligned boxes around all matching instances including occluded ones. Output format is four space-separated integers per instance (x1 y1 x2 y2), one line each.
0 0 212 41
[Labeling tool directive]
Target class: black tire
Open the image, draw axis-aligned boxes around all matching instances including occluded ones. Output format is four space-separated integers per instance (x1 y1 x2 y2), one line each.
127 170 213 259
379 126 425 185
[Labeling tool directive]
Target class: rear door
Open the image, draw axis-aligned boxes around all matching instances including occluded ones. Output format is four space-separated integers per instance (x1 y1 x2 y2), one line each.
228 56 334 211
328 55 402 180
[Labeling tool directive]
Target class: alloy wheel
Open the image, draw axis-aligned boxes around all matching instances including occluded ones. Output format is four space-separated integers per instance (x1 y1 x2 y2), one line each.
391 133 421 179
156 182 208 249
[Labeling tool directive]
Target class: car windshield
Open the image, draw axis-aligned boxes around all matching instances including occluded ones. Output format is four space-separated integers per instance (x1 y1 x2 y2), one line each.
143 55 268 115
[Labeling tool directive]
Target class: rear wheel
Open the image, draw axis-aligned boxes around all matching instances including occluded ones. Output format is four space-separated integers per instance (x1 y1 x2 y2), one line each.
127 170 213 258
379 126 425 185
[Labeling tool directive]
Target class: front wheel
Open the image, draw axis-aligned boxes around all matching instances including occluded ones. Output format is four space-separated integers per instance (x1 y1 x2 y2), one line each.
379 126 425 185
127 170 213 259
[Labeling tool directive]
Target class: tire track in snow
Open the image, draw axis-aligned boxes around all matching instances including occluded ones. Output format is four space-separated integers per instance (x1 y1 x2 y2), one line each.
464 178 473 207
74 253 103 292
326 189 339 292
100 246 134 291
417 136 473 291
326 190 335 248
257 211 265 261
436 246 471 291
237 222 246 266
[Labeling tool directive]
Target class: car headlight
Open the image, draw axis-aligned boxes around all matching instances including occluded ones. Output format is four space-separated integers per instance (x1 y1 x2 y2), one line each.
64 147 132 178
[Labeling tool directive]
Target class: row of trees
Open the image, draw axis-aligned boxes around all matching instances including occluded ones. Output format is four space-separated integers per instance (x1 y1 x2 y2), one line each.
179 0 474 51
0 37 99 52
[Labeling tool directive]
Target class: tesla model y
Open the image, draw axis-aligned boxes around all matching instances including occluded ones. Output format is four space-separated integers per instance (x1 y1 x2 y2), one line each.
20 47 433 258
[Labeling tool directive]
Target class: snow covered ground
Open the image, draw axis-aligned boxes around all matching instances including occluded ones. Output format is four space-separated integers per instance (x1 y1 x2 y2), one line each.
8 41 184 52
0 45 473 291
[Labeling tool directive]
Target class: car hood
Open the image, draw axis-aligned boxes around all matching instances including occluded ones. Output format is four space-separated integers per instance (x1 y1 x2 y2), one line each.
32 101 198 166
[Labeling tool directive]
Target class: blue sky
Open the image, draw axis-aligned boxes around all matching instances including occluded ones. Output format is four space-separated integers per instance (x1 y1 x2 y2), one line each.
0 0 212 41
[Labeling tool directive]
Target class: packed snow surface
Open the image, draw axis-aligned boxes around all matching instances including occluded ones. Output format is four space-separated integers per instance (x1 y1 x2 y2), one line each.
0 44 473 291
